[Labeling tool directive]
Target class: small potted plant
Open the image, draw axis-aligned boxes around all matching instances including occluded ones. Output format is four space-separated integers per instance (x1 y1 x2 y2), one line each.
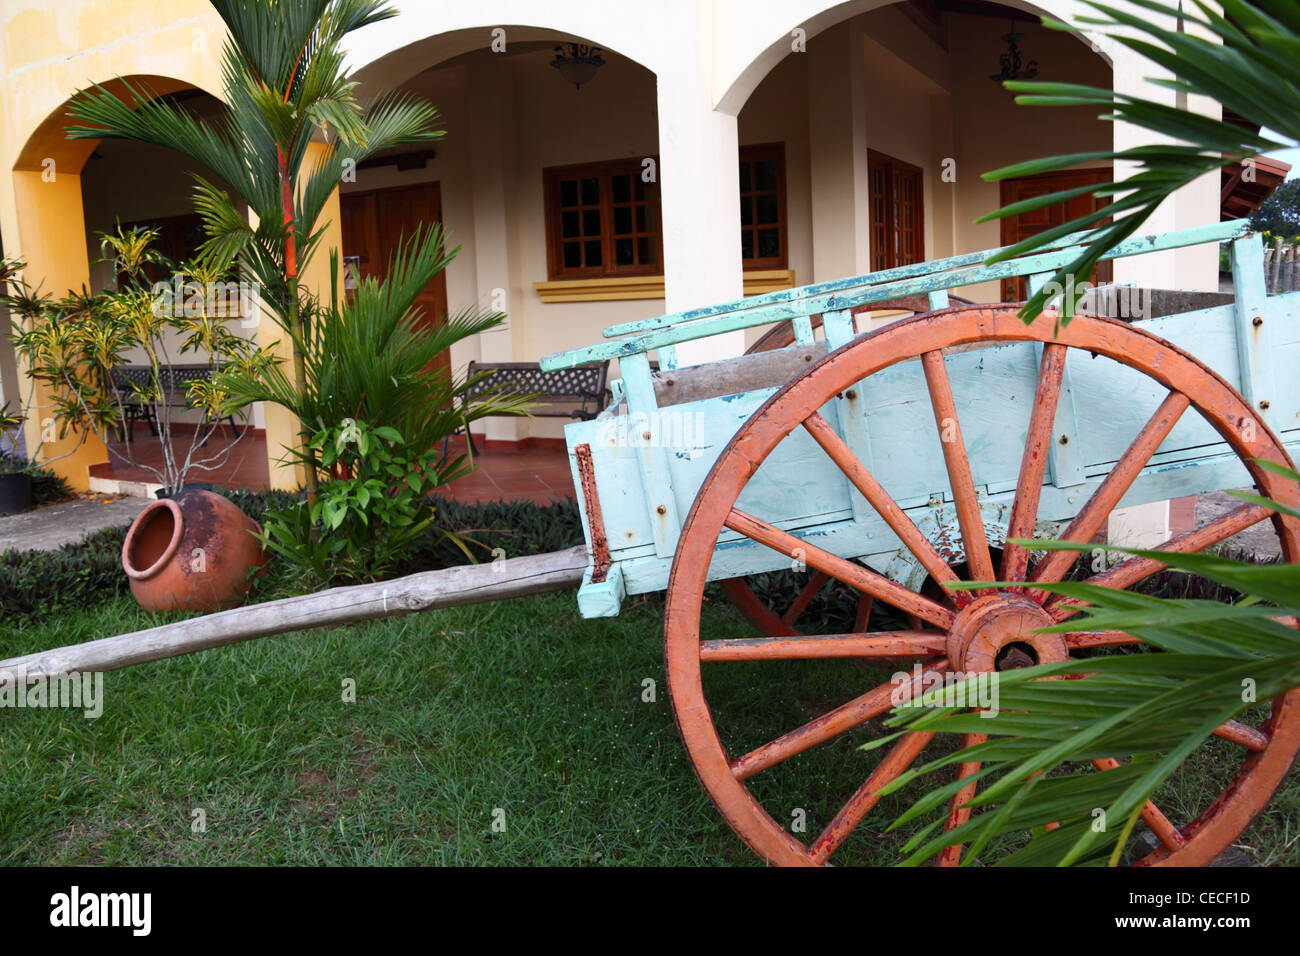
2 226 264 496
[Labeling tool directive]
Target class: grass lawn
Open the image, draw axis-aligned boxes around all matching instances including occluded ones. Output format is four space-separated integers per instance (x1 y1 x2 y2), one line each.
2 589 1298 866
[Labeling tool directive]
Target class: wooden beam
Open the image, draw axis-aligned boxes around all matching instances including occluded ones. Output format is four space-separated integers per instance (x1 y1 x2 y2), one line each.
652 342 828 406
0 546 589 682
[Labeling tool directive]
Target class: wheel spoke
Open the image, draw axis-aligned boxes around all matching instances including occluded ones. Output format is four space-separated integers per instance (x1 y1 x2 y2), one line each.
854 594 874 632
810 731 936 864
921 350 997 584
1064 630 1144 649
1214 719 1269 753
700 630 947 662
937 732 987 866
803 411 968 605
1031 391 1191 592
1048 503 1273 621
1093 757 1186 850
729 662 948 780
1001 344 1067 586
725 508 955 630
780 571 830 627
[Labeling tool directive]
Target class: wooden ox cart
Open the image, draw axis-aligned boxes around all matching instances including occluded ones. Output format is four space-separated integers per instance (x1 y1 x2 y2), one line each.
7 219 1297 867
539 218 1300 866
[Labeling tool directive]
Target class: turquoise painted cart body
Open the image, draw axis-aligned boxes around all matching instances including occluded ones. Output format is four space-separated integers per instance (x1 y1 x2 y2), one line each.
540 219 1299 621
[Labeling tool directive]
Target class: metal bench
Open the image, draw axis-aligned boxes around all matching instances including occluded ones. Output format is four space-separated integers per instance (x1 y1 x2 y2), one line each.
449 360 609 455
111 364 244 442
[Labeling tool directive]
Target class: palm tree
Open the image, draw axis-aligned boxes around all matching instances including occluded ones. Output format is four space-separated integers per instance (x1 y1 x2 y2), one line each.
64 0 443 494
982 0 1300 323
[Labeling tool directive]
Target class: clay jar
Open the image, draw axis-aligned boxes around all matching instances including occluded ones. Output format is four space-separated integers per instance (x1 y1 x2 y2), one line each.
121 489 268 612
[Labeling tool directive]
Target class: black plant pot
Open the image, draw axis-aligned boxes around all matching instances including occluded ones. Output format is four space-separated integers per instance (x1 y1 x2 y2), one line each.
0 472 33 515
156 481 216 500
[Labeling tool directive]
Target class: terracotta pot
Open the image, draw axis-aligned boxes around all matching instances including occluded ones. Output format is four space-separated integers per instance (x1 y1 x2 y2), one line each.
121 489 268 612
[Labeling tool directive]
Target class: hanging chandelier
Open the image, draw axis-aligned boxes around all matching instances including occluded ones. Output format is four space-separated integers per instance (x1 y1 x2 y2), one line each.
551 43 605 90
990 23 1038 84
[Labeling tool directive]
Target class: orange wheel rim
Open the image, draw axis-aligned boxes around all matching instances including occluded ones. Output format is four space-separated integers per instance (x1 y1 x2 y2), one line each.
663 306 1300 867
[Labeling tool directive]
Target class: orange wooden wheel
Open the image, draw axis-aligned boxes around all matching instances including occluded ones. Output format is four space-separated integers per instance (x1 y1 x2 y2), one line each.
664 305 1300 867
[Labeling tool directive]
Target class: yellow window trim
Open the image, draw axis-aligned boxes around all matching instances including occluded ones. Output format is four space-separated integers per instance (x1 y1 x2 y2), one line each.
533 269 796 303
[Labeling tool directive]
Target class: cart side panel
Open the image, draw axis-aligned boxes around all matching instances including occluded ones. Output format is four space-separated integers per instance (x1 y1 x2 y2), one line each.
563 387 864 599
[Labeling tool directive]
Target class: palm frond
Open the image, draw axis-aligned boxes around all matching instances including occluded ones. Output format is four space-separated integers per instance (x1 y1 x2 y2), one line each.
981 0 1300 325
879 466 1300 866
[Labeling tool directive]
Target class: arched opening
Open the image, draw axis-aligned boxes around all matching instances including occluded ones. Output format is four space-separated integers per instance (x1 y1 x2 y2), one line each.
723 0 1187 566
729 0 1115 351
5 79 269 491
343 27 659 454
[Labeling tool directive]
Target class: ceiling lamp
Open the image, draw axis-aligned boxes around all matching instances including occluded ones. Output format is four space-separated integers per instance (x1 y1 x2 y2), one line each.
990 23 1038 84
551 43 605 90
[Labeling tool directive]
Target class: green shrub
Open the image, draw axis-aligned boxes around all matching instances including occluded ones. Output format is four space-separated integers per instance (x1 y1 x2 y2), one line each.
0 489 583 624
23 461 73 507
0 525 131 622
257 419 447 586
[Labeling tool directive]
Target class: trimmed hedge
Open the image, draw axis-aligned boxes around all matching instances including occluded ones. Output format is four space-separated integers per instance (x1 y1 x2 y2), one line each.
0 489 584 623
1 524 132 619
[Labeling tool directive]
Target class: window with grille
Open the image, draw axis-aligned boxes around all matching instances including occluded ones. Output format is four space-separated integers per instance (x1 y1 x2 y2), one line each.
544 160 662 279
868 150 925 272
543 145 788 281
739 144 787 269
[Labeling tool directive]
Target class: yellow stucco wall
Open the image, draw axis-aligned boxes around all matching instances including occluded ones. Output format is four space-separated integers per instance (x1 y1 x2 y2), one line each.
0 0 338 490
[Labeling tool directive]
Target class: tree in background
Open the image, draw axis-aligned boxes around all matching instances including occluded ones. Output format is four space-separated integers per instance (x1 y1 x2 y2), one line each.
1250 178 1300 238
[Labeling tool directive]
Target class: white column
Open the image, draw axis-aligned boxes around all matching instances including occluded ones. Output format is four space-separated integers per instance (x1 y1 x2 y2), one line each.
1110 43 1219 292
1107 34 1219 548
808 20 870 283
655 4 744 366
467 59 519 444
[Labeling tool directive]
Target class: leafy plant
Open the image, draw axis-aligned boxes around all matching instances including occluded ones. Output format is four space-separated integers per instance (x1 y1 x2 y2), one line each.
0 524 134 619
877 465 1300 866
64 0 445 494
2 225 260 493
256 417 464 585
980 0 1300 323
212 234 534 487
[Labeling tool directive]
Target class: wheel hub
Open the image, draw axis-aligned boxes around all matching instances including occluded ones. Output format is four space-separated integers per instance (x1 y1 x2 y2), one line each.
945 592 1069 673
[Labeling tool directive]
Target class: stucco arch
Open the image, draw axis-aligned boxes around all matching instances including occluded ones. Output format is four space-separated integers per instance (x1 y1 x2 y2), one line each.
714 0 1113 116
1 0 225 173
13 76 219 174
344 9 661 93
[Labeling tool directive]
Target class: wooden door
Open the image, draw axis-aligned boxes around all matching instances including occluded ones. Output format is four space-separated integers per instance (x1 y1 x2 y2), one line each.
999 168 1112 301
340 182 450 379
868 150 925 272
